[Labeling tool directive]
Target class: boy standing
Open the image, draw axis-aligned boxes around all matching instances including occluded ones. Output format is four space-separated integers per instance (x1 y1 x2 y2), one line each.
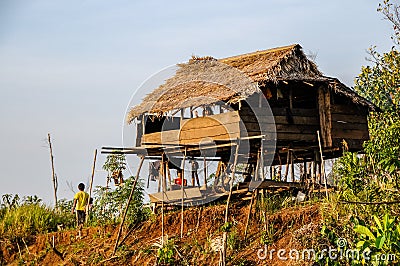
71 183 89 228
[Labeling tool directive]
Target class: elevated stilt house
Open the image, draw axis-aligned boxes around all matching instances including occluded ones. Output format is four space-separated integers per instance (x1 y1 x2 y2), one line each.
104 44 377 204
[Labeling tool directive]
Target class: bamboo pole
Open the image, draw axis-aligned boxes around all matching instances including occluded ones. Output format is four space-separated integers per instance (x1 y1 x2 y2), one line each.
86 149 97 223
254 149 260 181
278 153 282 181
261 138 265 180
244 191 255 241
47 133 58 208
166 162 172 191
180 149 187 239
195 206 202 232
146 169 150 189
290 151 295 182
161 154 165 245
203 156 207 188
284 149 290 182
260 189 266 231
112 155 145 256
317 131 329 199
302 160 307 183
270 166 273 180
222 140 240 266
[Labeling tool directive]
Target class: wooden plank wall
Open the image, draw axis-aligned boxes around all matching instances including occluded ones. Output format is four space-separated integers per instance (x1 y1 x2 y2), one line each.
141 111 241 146
179 111 241 144
318 87 332 147
330 103 369 150
239 106 320 143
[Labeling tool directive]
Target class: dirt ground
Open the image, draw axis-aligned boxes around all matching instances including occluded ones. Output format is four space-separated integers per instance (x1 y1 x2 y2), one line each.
1 201 321 265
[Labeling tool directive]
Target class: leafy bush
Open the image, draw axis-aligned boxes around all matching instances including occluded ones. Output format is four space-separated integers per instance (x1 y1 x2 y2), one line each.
90 176 149 227
154 237 176 265
353 213 400 265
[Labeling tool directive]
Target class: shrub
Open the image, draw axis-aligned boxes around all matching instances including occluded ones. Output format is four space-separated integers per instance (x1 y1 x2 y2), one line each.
0 198 74 241
90 176 149 227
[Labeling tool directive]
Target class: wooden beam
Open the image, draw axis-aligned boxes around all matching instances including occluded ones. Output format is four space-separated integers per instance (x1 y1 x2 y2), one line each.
318 86 332 147
86 149 97 223
290 150 294 182
47 133 58 208
249 180 305 190
112 155 145 256
203 156 207 188
222 139 240 266
317 131 329 199
180 149 187 239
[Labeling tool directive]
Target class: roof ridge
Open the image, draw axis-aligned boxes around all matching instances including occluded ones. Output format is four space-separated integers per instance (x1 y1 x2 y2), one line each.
219 44 300 62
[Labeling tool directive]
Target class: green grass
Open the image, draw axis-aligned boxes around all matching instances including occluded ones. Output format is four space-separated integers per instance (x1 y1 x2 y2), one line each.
0 203 74 241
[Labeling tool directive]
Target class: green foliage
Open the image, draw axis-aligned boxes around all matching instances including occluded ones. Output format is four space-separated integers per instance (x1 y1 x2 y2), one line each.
260 224 276 246
364 113 400 184
355 49 400 113
90 176 149 227
321 3 400 265
102 153 126 174
153 237 176 265
227 229 239 250
220 221 233 233
353 213 400 265
1 194 20 209
23 195 42 205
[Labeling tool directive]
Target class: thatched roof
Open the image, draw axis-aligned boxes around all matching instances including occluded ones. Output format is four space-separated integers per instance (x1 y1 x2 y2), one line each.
127 44 376 123
219 44 321 82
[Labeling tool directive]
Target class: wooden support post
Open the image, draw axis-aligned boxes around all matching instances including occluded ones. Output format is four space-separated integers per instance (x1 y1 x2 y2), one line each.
318 86 332 147
284 149 290 182
147 168 150 189
47 133 58 209
317 131 329 199
157 159 162 193
180 149 187 239
255 148 260 181
269 166 273 180
142 115 145 136
180 108 184 122
222 140 240 266
302 160 307 183
161 154 165 245
164 161 167 192
244 191 255 241
203 156 207 188
112 155 145 256
86 149 97 223
195 206 202 232
166 161 172 191
312 158 317 184
261 138 265 180
317 162 322 184
260 189 266 231
290 151 295 182
277 153 282 181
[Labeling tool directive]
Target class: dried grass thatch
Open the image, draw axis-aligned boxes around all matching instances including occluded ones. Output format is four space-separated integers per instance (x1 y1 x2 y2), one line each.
219 44 321 82
127 44 376 123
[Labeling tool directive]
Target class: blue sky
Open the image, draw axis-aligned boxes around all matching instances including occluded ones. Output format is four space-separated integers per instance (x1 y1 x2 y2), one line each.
0 0 394 204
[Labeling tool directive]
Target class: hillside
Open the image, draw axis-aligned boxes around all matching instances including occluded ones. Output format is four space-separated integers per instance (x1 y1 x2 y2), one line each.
1 201 320 265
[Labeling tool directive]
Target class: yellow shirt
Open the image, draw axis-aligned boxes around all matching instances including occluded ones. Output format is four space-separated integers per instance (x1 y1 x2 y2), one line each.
74 191 89 211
